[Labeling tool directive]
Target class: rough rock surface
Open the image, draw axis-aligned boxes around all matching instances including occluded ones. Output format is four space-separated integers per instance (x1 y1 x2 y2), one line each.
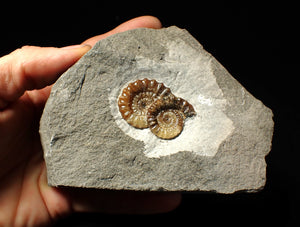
40 26 274 193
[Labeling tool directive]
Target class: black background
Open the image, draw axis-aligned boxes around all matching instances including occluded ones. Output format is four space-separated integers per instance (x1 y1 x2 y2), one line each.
1 1 298 226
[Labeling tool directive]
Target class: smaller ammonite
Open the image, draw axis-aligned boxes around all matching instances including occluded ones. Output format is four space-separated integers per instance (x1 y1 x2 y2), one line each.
118 78 172 128
118 78 196 139
147 96 196 139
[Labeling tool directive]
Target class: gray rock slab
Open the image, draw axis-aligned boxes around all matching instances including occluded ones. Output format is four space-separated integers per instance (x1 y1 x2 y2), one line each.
39 26 274 193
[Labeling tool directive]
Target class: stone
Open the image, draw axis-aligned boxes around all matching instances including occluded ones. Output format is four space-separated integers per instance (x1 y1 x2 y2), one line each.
39 26 274 193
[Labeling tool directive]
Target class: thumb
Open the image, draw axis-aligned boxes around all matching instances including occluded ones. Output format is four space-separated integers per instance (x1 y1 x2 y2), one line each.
0 44 91 105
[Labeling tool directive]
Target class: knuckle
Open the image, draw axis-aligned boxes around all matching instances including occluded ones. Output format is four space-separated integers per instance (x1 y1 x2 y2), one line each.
7 46 36 96
11 45 33 55
0 45 38 102
13 46 37 88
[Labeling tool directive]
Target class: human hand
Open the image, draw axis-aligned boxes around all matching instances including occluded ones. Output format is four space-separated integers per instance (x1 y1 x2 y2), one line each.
0 16 181 226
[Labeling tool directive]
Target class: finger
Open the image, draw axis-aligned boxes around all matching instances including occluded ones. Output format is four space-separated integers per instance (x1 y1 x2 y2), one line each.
82 16 162 47
0 45 91 104
67 188 181 214
39 164 73 219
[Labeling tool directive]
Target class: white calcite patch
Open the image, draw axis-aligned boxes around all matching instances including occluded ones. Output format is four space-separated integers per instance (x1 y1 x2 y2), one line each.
109 41 234 158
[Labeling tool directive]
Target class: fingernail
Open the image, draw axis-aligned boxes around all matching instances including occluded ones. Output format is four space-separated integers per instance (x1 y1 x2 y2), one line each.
61 44 91 50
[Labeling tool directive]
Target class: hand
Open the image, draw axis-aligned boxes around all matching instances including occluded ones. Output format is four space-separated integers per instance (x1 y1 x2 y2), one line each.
0 16 181 226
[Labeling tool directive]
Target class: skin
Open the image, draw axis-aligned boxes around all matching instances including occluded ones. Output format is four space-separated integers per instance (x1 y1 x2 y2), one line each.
0 16 181 227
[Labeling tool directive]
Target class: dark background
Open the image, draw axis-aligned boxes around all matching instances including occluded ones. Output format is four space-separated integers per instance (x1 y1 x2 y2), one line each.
1 1 298 226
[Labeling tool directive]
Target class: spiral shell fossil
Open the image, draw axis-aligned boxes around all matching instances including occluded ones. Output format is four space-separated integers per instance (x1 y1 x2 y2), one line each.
118 78 196 139
147 96 196 139
118 78 172 128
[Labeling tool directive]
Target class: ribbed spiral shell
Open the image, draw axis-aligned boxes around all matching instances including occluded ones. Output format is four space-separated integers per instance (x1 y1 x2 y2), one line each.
118 78 172 128
147 96 196 139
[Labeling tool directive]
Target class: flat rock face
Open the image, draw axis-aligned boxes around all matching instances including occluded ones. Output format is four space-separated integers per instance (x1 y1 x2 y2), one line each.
40 26 274 193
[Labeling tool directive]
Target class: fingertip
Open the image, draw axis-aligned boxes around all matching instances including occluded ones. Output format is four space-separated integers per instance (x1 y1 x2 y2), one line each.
61 44 91 52
111 15 162 34
82 16 162 47
164 192 182 212
137 15 162 29
60 44 91 59
145 192 182 214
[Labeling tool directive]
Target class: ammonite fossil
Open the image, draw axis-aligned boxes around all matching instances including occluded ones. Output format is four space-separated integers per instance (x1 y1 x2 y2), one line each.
147 96 196 139
118 78 196 139
118 78 172 128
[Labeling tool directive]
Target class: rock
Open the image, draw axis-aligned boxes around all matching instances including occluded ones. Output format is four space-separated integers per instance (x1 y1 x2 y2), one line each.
39 26 274 193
